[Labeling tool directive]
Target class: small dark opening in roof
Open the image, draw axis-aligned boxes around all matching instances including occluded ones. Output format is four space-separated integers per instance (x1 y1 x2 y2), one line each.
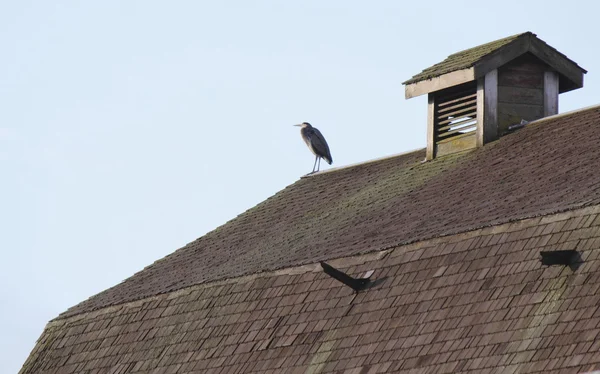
540 250 582 271
320 262 374 292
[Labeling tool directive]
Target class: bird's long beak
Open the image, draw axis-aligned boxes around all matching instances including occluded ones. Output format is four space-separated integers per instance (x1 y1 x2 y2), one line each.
293 124 302 127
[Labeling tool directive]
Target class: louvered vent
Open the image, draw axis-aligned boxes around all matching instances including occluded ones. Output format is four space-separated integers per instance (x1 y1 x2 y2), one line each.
434 82 478 156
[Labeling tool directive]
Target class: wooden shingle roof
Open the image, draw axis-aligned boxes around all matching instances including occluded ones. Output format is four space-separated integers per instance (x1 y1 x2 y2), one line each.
21 104 600 374
21 204 600 373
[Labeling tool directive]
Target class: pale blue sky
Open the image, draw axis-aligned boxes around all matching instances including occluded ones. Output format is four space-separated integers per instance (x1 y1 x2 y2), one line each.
2 1 598 372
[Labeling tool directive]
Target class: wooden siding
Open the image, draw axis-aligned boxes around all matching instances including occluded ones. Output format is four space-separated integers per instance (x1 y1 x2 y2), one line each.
478 70 498 146
497 55 547 136
544 71 559 116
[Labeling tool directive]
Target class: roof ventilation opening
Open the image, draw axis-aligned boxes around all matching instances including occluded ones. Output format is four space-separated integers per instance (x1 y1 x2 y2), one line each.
540 250 582 271
403 32 586 160
320 262 374 292
432 82 478 157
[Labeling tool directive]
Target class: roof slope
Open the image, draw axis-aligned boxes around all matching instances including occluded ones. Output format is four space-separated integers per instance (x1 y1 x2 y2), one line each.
403 32 586 85
62 105 600 319
21 205 600 374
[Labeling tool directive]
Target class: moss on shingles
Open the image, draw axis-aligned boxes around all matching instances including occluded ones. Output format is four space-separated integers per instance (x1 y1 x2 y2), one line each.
403 32 528 85
288 151 469 241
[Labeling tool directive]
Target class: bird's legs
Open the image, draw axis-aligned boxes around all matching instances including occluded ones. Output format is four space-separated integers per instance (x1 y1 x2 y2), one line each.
311 155 318 174
317 157 321 172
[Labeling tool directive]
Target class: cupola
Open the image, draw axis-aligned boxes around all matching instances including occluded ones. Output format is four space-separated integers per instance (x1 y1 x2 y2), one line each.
403 32 586 160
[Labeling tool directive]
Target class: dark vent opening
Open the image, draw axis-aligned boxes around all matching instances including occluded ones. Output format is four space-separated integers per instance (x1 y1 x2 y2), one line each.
540 250 582 271
320 262 374 292
434 82 478 156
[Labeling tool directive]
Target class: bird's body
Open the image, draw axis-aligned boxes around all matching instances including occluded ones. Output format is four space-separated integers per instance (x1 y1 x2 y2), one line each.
294 122 332 174
300 126 332 164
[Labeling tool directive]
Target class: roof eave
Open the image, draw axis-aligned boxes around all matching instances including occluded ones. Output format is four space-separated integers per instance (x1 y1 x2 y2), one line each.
526 36 586 93
474 33 586 93
404 67 475 99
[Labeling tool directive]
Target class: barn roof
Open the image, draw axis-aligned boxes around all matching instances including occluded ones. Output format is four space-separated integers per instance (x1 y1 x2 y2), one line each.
20 104 600 374
21 203 600 373
60 105 600 320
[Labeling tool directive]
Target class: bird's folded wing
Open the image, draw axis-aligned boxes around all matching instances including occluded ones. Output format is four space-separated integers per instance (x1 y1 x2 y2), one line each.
310 128 332 164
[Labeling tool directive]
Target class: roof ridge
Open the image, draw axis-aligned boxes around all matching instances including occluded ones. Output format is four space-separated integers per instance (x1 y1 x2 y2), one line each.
307 103 600 179
302 147 426 178
526 103 600 126
446 31 531 58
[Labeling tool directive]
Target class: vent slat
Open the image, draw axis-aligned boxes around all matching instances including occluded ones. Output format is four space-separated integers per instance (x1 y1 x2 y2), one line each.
437 92 477 107
437 105 477 120
436 130 476 144
437 125 477 138
437 86 477 102
437 117 477 132
438 112 477 126
437 99 477 114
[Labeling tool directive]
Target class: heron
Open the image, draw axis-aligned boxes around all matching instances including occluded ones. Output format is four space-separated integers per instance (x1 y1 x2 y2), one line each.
294 122 333 174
